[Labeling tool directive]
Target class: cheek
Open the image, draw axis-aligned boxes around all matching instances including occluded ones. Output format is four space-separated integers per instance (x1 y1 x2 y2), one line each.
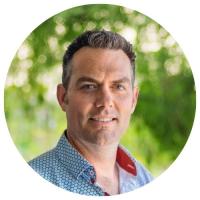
117 95 134 119
68 94 93 119
117 93 134 109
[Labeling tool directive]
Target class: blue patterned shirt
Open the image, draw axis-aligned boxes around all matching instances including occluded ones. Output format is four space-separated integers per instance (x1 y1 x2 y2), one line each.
29 131 153 196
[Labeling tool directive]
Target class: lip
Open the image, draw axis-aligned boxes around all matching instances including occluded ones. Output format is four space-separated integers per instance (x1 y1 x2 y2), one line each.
89 116 117 125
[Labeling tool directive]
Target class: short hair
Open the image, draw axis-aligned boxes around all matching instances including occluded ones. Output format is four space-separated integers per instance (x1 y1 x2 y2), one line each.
62 30 136 89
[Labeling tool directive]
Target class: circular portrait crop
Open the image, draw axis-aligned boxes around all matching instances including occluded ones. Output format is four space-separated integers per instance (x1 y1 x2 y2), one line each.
4 4 196 196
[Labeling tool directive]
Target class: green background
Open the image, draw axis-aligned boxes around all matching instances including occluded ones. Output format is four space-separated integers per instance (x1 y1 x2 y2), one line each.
4 4 196 176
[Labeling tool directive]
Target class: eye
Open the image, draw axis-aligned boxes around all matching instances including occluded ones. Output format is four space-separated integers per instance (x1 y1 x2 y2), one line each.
80 84 97 91
115 84 126 91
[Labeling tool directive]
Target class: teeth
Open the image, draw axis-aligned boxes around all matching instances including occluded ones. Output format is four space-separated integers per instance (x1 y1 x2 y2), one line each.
92 118 113 122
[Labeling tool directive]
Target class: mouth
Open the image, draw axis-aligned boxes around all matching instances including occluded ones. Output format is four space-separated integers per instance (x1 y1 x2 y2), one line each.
89 117 117 123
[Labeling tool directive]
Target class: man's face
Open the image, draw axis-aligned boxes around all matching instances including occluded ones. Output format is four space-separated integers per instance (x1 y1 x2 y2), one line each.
58 47 138 146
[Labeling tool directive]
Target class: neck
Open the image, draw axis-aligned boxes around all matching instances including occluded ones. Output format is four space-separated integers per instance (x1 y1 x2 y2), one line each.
66 131 120 195
67 131 118 175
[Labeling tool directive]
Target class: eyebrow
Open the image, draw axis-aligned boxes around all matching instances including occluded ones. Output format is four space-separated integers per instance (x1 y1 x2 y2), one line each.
76 76 131 85
76 77 100 85
112 77 131 84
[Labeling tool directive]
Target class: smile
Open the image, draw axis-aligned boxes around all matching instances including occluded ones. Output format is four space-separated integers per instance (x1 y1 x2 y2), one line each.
89 117 117 123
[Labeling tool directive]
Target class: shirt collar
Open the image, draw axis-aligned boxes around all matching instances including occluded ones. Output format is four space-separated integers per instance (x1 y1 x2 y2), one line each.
55 131 95 181
55 131 137 181
117 145 137 176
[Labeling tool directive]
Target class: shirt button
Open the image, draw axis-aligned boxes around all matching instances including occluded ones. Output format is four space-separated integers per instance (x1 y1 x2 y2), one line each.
90 178 95 184
90 170 94 176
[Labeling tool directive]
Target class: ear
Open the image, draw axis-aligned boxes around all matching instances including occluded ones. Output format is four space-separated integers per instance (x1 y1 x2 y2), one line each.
131 86 139 114
57 84 68 112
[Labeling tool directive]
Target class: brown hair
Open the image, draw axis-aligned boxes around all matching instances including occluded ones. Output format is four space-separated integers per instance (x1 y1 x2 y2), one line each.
62 30 136 89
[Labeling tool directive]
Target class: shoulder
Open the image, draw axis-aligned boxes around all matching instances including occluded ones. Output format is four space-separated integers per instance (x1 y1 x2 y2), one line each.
134 159 153 184
119 145 153 184
29 149 56 167
28 149 60 183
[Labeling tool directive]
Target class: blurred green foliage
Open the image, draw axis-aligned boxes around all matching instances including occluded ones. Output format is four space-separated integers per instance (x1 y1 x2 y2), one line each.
4 4 195 176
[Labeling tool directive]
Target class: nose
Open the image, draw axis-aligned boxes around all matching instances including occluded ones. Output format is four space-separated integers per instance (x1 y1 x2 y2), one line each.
95 86 113 109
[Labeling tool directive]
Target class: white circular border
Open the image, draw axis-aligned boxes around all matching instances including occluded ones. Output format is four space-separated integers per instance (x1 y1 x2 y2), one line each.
0 0 199 200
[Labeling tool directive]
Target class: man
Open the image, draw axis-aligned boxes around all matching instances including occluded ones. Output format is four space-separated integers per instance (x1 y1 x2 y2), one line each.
29 30 153 196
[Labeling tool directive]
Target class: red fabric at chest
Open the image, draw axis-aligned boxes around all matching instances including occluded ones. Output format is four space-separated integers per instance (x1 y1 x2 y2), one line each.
116 147 137 176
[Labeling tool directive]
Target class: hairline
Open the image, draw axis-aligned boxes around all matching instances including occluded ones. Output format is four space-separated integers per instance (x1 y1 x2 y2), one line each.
64 47 135 90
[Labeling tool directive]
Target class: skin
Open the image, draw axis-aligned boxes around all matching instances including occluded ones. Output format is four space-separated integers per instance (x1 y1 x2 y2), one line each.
57 47 139 195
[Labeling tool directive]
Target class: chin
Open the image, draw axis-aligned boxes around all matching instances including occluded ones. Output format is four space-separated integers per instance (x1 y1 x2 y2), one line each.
87 130 120 146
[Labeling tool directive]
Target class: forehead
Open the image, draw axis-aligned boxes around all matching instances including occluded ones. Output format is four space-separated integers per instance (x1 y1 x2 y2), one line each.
70 47 132 80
